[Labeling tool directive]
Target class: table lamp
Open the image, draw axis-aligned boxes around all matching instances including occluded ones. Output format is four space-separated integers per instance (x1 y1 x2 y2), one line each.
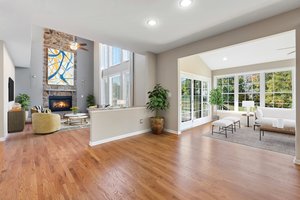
117 100 126 108
242 101 254 115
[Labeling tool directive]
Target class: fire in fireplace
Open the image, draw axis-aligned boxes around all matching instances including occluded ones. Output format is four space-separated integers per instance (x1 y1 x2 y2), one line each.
49 96 72 112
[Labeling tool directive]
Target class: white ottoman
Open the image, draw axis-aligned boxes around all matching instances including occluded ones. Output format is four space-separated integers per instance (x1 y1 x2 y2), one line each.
212 119 234 138
223 117 241 131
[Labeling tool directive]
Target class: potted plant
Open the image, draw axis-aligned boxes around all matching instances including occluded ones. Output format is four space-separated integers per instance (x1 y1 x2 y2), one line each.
146 84 169 134
70 106 79 114
209 88 223 120
15 93 30 119
86 94 96 108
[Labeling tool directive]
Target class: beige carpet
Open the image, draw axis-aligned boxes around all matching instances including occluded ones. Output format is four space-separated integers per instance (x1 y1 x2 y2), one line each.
204 126 295 156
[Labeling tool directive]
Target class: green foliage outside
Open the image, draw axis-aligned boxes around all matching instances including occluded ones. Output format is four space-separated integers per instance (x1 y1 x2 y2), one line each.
265 71 292 108
217 71 292 111
15 93 30 111
209 88 223 106
86 94 96 107
146 84 169 117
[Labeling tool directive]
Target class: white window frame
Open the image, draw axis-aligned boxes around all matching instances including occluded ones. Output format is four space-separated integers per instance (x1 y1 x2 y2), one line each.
99 44 133 107
214 67 295 113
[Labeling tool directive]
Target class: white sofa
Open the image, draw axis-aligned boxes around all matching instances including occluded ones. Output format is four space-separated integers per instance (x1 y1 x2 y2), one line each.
255 107 295 128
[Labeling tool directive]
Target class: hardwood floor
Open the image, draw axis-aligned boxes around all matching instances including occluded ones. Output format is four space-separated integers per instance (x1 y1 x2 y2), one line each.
0 124 300 200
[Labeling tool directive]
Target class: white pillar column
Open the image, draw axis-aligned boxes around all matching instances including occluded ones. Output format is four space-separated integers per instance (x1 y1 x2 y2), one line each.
294 27 300 165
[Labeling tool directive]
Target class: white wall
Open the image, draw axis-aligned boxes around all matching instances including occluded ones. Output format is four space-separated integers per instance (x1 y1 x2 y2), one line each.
156 8 300 132
0 41 15 139
89 107 152 145
178 55 212 77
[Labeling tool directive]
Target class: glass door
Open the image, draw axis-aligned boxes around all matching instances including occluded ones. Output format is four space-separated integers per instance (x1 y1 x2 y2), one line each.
181 77 193 129
193 80 202 120
180 74 211 131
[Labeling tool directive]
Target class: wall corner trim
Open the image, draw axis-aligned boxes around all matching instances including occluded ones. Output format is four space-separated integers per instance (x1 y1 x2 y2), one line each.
294 157 300 165
89 129 151 146
165 129 181 135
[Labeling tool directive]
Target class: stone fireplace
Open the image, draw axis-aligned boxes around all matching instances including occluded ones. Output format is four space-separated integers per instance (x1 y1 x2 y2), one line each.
43 28 77 109
49 96 72 112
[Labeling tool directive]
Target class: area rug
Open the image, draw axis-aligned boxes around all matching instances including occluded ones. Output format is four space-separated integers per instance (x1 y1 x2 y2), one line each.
60 118 90 131
203 127 295 156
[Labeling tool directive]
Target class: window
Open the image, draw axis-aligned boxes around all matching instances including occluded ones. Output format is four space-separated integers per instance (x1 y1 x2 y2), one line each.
111 47 122 66
265 71 292 108
215 69 293 112
110 75 121 105
100 44 109 69
238 73 260 111
100 44 132 107
217 76 234 111
100 45 130 69
202 81 209 117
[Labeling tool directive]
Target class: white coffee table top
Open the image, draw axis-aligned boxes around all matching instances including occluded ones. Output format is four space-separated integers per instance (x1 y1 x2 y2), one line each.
65 113 87 117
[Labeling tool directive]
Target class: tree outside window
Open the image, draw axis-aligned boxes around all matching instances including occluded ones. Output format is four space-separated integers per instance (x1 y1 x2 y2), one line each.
265 71 292 108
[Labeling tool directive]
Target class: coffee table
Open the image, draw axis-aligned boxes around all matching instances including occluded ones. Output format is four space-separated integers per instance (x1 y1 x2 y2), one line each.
259 124 295 141
64 113 88 125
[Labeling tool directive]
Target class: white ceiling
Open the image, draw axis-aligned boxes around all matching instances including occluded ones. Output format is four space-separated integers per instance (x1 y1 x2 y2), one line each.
0 0 300 67
199 30 296 70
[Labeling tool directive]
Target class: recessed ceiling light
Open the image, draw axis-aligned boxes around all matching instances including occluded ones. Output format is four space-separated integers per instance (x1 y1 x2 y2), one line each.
179 0 192 8
146 19 158 27
223 57 228 61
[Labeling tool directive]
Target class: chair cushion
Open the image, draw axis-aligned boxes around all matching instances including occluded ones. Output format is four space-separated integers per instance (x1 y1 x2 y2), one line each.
223 117 240 122
212 119 233 127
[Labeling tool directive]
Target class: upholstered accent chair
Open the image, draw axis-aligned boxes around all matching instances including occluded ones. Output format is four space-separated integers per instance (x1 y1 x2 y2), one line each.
32 113 61 134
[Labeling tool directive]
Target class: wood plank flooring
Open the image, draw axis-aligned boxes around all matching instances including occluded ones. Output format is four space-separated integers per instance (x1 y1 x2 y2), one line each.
0 124 300 200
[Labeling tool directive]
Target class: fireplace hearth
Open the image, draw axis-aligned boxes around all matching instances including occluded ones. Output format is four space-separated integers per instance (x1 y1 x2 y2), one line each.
49 96 72 112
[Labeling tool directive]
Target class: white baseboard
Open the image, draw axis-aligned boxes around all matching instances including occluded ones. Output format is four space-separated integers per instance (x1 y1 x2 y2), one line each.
89 129 151 146
165 129 181 135
0 136 7 142
294 157 300 165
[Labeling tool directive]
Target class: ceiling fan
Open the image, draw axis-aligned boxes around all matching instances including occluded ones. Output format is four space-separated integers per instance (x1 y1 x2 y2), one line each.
69 41 88 51
44 29 88 51
277 46 295 55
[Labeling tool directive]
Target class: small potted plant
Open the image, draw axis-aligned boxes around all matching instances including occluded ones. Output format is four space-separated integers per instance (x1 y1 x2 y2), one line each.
15 93 31 119
209 88 223 120
70 106 79 114
86 94 96 108
146 84 169 134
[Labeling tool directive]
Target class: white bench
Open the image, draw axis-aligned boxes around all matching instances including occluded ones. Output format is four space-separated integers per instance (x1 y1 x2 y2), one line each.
223 117 241 131
212 119 234 138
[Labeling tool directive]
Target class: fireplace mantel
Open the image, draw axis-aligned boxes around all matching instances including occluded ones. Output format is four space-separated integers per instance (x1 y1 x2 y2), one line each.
45 89 76 92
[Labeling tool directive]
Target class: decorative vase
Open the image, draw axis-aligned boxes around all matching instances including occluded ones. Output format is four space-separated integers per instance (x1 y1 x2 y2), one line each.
150 117 164 134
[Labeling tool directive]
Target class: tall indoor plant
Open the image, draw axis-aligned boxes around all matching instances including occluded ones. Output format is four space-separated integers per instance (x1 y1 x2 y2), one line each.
15 93 31 119
146 84 169 134
209 88 223 120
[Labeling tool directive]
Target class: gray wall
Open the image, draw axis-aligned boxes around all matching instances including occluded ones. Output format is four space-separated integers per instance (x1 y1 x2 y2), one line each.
76 37 94 112
15 67 31 97
133 53 156 106
15 27 94 112
156 7 300 132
